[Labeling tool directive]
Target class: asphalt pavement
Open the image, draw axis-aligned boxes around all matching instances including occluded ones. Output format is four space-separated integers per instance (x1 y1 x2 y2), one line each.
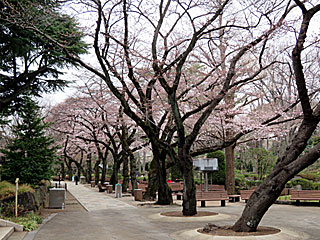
28 181 320 240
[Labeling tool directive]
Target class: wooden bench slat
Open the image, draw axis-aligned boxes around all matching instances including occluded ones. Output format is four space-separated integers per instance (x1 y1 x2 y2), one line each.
290 190 320 204
195 190 228 207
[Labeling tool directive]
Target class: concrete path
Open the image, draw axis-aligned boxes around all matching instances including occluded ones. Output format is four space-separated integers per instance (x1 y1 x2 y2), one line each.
30 181 320 240
66 182 135 211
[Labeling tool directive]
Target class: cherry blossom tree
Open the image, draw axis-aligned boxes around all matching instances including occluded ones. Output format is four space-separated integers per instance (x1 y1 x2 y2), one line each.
16 0 320 229
50 0 299 215
231 1 320 232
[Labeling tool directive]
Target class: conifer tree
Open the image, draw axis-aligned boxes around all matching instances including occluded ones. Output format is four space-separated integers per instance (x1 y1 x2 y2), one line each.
1 98 57 185
0 0 87 115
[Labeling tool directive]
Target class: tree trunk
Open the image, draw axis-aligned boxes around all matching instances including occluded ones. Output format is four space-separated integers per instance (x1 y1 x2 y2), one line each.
86 153 92 183
157 151 172 205
144 142 172 204
232 116 320 231
232 4 320 231
182 156 197 216
232 142 320 231
100 153 108 184
60 162 65 180
110 158 121 188
225 144 235 194
122 154 129 192
129 152 138 196
143 159 158 200
94 160 100 185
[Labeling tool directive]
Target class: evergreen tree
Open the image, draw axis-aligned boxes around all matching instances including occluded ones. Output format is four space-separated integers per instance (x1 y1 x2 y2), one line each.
1 98 57 185
0 0 87 115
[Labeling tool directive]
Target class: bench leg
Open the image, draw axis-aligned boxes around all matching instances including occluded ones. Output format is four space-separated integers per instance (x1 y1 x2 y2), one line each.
296 200 300 206
201 201 206 207
177 194 182 200
221 200 226 207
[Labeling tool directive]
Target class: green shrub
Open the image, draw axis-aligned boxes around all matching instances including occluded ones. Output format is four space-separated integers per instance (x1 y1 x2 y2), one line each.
206 151 225 185
285 181 293 188
170 164 183 181
18 185 34 194
290 178 314 190
312 182 320 190
235 172 246 192
246 180 263 189
244 173 259 180
0 181 34 200
298 173 320 182
0 181 15 199
194 178 204 185
3 212 43 231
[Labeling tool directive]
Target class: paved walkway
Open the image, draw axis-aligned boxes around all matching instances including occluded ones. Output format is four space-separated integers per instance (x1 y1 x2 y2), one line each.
29 181 320 240
66 182 136 211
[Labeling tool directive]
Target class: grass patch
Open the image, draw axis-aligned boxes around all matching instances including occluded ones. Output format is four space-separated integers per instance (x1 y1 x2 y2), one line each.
277 195 291 201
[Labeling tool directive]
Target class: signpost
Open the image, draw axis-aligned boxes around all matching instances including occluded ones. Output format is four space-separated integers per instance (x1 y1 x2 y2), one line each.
15 178 19 217
193 158 218 191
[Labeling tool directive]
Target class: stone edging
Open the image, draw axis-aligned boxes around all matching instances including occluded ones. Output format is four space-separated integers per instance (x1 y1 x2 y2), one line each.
170 227 310 240
0 218 23 232
23 213 58 240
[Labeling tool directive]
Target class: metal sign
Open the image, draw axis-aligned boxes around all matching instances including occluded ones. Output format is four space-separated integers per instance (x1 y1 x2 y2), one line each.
193 158 218 171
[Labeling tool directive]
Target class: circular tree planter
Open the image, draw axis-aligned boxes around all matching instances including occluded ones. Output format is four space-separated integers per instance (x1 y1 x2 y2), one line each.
161 211 218 217
199 224 280 237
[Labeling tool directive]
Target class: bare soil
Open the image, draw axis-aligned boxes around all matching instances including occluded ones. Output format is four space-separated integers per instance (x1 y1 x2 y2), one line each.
198 224 281 236
160 211 218 217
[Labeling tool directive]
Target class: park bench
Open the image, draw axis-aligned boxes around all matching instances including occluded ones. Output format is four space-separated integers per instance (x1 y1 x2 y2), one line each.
228 194 240 202
290 190 320 205
240 190 254 202
169 182 184 193
196 190 229 207
169 182 184 200
240 188 291 202
196 184 225 191
98 183 107 192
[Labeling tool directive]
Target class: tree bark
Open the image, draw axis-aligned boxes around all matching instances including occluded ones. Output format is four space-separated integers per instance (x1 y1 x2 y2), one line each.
181 152 197 216
110 157 121 188
86 154 92 183
60 162 65 180
143 159 158 200
94 160 100 185
225 144 235 194
100 151 108 184
144 141 172 204
232 135 320 232
122 154 129 192
232 3 320 231
129 152 138 196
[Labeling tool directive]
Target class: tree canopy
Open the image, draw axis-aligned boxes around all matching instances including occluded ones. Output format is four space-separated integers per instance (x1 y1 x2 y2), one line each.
0 0 87 115
1 98 58 185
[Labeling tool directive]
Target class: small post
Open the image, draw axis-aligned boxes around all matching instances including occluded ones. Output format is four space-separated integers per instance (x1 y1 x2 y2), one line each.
58 172 61 187
15 178 19 217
